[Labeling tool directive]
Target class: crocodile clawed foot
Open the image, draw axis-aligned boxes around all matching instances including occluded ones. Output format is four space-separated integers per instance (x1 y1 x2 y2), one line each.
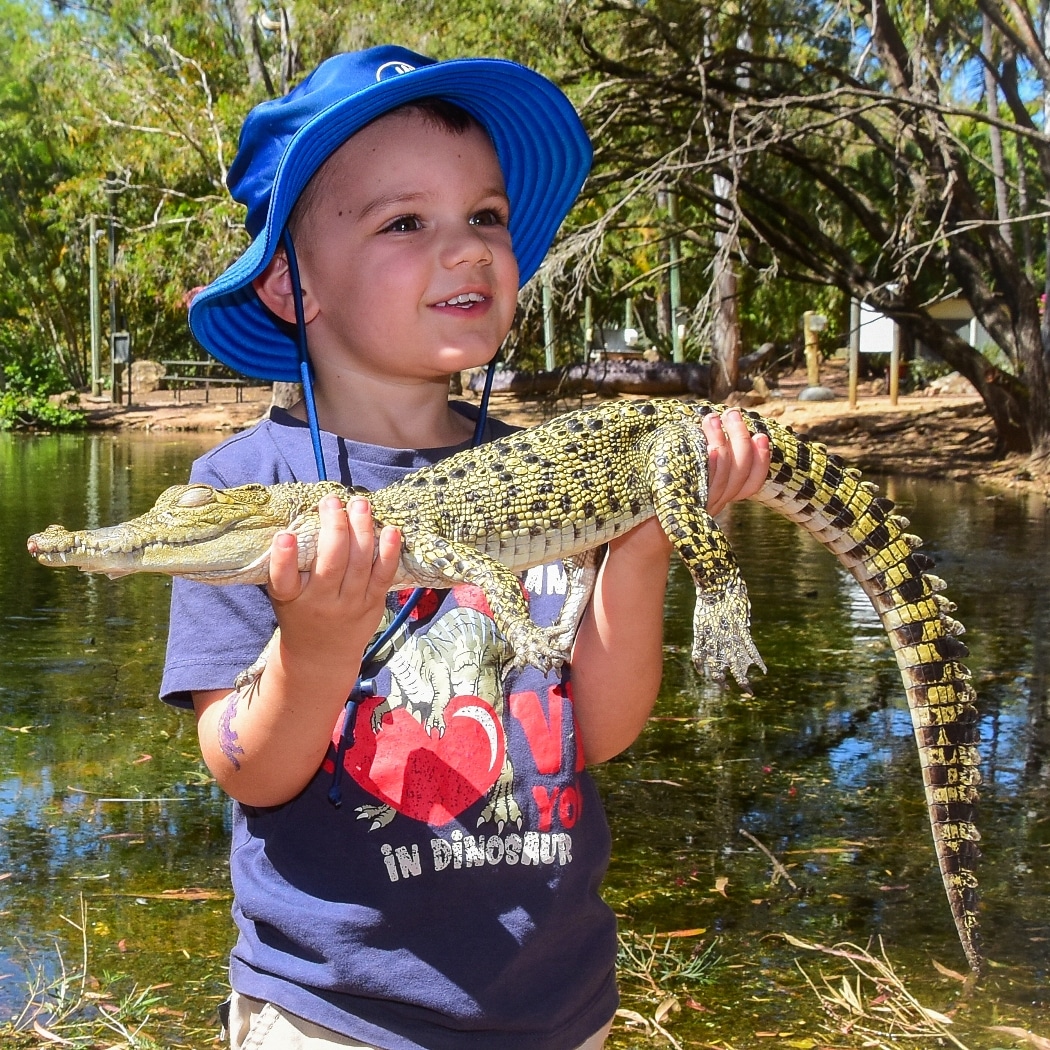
505 624 571 674
234 630 280 693
691 583 766 689
691 631 766 689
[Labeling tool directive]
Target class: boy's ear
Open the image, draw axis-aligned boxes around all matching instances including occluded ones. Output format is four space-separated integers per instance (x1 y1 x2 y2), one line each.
252 250 319 325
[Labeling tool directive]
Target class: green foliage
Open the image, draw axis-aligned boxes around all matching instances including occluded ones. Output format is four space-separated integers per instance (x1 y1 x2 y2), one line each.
617 931 722 991
2 0 1047 449
0 0 587 388
0 897 181 1048
0 360 86 430
0 390 85 432
0 2 89 388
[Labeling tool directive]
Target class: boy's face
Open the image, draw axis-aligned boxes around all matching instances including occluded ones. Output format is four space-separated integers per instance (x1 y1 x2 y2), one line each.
289 109 519 383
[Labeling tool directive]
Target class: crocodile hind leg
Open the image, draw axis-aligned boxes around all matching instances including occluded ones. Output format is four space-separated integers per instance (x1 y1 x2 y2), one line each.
545 548 604 656
643 423 766 687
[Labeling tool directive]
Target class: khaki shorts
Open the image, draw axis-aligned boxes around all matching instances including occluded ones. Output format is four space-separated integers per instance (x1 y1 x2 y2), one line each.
228 991 614 1049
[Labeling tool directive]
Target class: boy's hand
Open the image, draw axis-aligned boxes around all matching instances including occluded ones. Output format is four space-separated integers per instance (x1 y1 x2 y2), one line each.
267 496 402 683
703 409 770 516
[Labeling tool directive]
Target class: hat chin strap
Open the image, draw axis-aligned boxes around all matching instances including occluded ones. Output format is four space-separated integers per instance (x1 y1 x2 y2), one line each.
278 226 499 807
281 228 328 481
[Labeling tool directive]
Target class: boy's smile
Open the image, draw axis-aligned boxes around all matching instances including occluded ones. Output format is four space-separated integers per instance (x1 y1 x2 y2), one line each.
285 109 520 392
435 292 488 309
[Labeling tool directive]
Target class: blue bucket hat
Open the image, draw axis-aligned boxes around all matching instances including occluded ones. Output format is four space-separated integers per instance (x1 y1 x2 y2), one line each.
188 45 592 382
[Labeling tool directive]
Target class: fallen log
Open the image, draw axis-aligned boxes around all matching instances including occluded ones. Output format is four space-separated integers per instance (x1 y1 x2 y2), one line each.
469 360 713 396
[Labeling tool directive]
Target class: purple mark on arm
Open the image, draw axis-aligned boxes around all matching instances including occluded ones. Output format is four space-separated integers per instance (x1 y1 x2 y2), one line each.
218 691 246 771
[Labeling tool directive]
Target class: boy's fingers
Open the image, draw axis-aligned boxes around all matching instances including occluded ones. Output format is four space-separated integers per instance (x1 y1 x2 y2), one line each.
312 496 351 580
704 410 771 515
344 498 379 584
703 413 731 512
366 525 403 599
722 410 756 492
267 531 304 603
743 432 771 497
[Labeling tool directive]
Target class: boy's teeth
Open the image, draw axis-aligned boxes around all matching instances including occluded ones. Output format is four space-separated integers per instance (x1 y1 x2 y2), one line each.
438 293 486 307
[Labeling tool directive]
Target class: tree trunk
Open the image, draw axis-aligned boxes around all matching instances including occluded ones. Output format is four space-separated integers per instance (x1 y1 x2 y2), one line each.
983 15 1012 250
896 310 1031 453
710 267 740 401
711 172 741 400
231 0 268 90
270 381 301 410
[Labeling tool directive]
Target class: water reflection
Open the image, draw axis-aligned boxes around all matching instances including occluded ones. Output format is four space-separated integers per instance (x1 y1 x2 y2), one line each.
0 432 234 1019
1 432 1047 1043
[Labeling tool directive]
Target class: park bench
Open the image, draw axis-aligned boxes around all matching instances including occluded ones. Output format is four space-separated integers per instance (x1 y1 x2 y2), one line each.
162 360 249 403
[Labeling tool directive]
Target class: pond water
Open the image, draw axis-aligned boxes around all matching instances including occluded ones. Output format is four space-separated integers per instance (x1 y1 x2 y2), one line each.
1 429 1047 1048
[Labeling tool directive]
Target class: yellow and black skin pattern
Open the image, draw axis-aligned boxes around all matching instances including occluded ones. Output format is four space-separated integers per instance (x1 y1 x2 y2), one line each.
27 397 982 972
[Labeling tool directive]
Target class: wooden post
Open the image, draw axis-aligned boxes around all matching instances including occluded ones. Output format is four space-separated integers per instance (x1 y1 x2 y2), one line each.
889 319 900 405
803 311 821 387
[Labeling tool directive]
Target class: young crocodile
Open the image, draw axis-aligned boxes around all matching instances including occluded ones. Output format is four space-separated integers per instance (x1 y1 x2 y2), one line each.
27 397 982 972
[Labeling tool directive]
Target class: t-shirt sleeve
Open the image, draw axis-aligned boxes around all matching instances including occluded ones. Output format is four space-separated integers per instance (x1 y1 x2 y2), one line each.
159 456 277 710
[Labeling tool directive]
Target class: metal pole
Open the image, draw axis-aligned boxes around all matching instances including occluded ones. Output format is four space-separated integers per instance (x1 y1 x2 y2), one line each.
106 174 122 405
542 274 556 371
848 298 860 409
667 191 683 362
89 216 102 397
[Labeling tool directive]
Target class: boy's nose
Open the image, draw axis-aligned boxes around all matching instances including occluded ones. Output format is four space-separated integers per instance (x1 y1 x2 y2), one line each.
439 225 494 269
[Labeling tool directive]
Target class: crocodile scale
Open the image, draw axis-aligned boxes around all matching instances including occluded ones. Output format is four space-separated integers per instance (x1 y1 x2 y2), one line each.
27 397 982 972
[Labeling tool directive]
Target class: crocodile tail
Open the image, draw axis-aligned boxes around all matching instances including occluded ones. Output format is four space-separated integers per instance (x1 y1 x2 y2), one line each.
745 411 983 974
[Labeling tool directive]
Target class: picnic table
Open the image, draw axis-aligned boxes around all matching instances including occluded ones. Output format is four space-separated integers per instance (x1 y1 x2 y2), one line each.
162 360 248 403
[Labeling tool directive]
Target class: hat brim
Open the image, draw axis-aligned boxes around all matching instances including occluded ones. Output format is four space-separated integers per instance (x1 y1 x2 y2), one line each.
189 57 591 382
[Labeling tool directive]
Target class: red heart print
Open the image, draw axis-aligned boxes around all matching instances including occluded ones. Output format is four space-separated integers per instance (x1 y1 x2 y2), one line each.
344 694 506 827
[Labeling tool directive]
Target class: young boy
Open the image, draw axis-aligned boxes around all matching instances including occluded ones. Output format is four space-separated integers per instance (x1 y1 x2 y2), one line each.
161 45 769 1050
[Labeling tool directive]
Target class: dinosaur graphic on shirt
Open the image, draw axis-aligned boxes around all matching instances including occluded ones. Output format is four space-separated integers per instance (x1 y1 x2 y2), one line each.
340 584 522 832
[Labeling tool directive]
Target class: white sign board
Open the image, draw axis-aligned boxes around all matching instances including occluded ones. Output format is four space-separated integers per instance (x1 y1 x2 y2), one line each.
857 303 897 354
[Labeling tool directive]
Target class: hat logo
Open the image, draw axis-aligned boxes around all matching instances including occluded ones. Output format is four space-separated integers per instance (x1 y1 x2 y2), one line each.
376 61 415 82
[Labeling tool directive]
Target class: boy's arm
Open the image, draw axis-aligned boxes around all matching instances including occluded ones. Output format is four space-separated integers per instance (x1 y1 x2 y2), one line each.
193 497 402 807
569 409 770 765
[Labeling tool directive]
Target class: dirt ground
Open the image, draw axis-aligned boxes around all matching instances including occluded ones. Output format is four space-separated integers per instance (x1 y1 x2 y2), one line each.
78 359 1050 500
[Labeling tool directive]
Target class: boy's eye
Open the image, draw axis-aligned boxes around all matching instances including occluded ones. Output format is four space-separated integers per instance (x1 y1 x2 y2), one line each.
383 215 422 233
470 209 506 228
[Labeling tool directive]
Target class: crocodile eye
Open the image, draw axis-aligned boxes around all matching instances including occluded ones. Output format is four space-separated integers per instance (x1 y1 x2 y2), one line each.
176 485 218 508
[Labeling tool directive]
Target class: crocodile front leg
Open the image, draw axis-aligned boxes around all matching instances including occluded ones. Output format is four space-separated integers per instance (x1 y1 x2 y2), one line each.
643 423 766 688
401 533 569 672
